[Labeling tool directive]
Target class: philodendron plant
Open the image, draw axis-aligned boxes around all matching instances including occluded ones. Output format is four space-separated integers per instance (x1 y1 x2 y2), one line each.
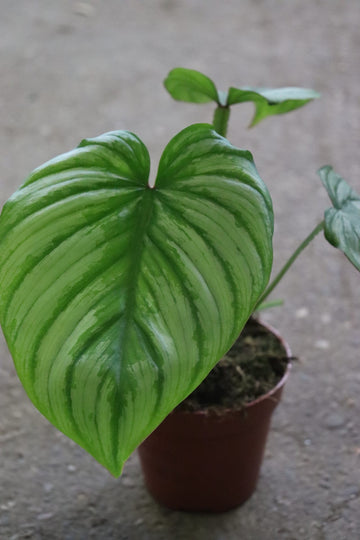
0 70 359 478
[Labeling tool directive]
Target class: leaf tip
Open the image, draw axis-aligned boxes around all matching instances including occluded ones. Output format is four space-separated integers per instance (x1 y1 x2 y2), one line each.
317 164 333 178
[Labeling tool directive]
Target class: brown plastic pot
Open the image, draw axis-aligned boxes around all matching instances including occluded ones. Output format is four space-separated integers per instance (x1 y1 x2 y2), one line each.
138 322 291 513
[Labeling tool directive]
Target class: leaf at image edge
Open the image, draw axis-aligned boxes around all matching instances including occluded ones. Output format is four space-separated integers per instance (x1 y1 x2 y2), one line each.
318 165 360 272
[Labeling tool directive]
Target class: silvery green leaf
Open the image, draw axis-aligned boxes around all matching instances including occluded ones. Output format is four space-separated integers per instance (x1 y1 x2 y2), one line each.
319 165 360 271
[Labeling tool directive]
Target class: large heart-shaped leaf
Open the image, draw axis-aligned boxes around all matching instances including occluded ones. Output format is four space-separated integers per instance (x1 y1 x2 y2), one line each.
318 165 360 271
227 86 320 126
0 124 273 475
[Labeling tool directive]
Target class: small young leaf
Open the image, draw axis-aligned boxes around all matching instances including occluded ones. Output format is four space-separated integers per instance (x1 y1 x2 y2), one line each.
164 68 219 104
318 165 360 272
227 86 320 126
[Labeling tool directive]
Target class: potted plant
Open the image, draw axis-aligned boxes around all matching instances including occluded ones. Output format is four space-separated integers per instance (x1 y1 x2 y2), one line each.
0 68 359 513
137 69 360 512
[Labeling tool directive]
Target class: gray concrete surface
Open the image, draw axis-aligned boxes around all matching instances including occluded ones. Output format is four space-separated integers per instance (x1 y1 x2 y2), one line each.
1 1 359 538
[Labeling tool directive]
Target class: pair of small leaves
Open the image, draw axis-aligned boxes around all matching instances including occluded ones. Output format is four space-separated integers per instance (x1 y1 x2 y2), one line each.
319 166 360 272
0 124 274 476
164 67 320 126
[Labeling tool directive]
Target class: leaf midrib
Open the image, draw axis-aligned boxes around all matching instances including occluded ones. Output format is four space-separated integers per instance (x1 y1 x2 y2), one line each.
119 188 155 355
108 186 155 469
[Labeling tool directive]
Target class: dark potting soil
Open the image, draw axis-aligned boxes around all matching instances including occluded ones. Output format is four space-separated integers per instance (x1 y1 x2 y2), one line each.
177 318 289 412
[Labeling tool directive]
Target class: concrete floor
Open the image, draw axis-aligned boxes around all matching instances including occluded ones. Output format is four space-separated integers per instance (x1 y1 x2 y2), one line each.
0 1 359 538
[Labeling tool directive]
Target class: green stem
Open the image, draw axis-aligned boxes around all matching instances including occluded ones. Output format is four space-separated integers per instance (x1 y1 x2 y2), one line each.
255 220 325 309
213 105 230 137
